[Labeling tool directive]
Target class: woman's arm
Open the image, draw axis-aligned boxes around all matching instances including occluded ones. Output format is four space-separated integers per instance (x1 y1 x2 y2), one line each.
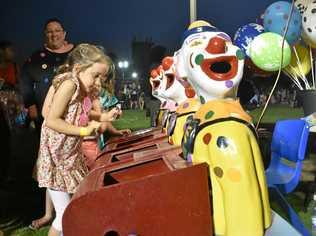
20 62 38 119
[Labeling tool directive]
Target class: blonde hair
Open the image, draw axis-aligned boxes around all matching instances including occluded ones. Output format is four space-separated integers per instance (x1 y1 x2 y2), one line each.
102 62 116 95
53 43 112 88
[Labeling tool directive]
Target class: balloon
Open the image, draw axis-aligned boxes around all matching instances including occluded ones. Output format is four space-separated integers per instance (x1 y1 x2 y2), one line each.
295 0 312 14
263 1 302 45
302 1 316 48
233 23 264 57
249 32 291 71
283 44 311 77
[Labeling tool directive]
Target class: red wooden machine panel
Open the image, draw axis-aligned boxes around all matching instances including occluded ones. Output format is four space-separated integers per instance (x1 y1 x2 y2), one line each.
63 155 213 236
91 140 180 170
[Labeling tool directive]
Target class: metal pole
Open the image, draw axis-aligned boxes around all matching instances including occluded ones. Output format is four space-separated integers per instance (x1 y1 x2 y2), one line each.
190 0 197 23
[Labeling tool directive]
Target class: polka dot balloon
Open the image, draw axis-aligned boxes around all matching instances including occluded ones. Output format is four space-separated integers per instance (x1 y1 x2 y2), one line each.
302 1 316 48
263 1 302 45
233 23 264 57
294 0 311 14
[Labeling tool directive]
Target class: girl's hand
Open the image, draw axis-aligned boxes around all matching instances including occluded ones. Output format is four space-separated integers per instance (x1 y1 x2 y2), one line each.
116 108 123 119
118 129 132 136
100 108 119 122
98 122 108 133
86 120 101 136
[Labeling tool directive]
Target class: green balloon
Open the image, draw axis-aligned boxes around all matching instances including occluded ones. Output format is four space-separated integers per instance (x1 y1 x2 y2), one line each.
249 32 291 72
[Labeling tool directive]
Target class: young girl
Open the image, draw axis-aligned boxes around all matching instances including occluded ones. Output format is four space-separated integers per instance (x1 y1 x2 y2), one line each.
82 63 131 168
36 43 118 236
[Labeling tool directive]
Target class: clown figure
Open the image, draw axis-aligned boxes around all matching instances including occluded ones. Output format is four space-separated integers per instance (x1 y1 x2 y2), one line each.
149 66 177 127
158 55 201 146
178 20 271 235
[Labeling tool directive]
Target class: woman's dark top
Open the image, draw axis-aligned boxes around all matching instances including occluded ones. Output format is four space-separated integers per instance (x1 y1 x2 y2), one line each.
20 47 72 112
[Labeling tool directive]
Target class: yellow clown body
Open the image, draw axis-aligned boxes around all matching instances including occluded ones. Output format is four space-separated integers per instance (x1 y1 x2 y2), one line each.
177 20 272 235
189 100 271 235
168 98 200 146
156 109 167 127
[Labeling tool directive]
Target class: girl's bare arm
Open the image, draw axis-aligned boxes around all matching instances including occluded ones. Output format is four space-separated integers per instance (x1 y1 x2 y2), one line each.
45 80 88 135
41 85 55 119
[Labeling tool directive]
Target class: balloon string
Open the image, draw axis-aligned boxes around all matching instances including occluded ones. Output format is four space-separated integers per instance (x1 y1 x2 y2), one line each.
293 46 310 89
284 71 303 89
255 0 295 131
284 65 304 89
310 45 315 89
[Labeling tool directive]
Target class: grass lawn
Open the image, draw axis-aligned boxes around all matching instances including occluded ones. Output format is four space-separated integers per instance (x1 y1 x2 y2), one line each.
1 227 49 236
1 105 313 235
113 105 305 130
112 109 151 131
250 104 304 123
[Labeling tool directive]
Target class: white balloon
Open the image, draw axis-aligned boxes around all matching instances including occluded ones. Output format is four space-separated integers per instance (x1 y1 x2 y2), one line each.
294 0 312 14
302 1 316 47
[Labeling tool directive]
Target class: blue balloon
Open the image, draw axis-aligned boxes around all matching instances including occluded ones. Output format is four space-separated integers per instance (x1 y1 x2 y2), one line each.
263 1 302 45
233 23 264 57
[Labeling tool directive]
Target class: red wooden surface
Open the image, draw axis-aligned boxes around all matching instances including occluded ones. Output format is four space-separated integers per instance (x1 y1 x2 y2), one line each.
63 156 212 236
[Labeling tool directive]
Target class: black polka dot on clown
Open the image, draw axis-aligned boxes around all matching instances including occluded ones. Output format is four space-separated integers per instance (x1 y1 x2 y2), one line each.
217 136 229 149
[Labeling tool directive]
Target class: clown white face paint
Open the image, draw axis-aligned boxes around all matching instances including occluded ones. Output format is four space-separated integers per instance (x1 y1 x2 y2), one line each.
149 66 165 102
157 56 191 105
149 66 177 110
177 24 245 104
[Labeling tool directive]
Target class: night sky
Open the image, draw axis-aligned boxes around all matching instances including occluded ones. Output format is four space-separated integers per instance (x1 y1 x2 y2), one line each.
0 0 277 63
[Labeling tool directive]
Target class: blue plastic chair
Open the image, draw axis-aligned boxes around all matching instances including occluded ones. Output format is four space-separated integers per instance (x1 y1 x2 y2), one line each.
265 119 310 236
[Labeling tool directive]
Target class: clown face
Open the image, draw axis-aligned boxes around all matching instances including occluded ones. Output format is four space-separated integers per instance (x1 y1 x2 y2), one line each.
157 56 192 105
149 66 166 104
178 26 245 103
149 66 177 111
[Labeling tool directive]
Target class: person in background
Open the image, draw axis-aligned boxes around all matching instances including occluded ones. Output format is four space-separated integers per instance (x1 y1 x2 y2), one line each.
0 40 21 184
138 91 145 110
122 84 128 109
20 18 74 229
0 40 19 89
0 40 23 128
36 44 118 236
0 105 11 182
130 82 138 109
20 18 74 136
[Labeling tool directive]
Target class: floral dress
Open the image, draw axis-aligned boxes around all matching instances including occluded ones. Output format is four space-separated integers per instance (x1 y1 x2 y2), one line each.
36 73 89 194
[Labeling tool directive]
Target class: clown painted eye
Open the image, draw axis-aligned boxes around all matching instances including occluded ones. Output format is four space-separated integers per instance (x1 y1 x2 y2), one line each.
162 56 174 71
205 37 227 54
165 73 175 89
152 80 160 89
